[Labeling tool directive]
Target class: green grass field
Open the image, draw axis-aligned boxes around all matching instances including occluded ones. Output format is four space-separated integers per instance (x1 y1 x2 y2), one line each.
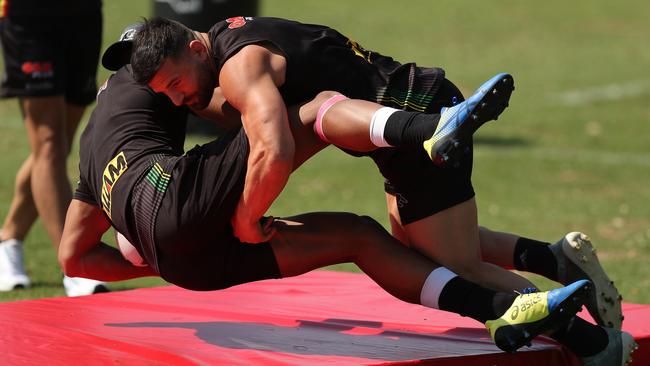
1 0 649 303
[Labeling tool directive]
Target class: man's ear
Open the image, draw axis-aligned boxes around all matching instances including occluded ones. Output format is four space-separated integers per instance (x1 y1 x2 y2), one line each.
188 39 207 58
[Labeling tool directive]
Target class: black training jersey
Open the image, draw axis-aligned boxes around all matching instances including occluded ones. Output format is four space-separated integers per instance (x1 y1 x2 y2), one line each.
208 16 411 106
0 0 102 17
74 65 187 239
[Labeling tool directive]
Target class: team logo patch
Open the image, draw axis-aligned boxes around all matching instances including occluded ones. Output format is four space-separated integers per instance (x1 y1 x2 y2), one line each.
101 152 128 219
21 61 53 78
346 39 373 63
226 16 252 29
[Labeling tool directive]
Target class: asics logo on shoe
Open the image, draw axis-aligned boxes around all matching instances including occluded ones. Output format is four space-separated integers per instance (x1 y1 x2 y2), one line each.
510 293 543 320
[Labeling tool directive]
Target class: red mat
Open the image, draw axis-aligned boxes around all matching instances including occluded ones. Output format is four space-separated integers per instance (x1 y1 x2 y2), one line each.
0 271 647 365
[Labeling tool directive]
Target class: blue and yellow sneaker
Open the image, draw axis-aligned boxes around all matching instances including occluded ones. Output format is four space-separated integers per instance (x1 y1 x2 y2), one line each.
424 72 514 167
550 232 623 329
485 279 591 353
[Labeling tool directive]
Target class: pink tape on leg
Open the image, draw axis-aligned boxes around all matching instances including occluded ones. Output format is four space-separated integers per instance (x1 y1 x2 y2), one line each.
315 94 348 143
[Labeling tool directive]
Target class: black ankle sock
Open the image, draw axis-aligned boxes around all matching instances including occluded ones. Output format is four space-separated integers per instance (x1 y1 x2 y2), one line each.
383 111 439 147
550 317 608 357
513 237 558 281
438 276 516 323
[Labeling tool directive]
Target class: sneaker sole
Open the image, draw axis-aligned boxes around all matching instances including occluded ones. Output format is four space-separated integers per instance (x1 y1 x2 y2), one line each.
0 283 30 291
432 74 514 167
0 278 31 292
562 232 623 329
621 331 638 366
93 284 110 294
494 281 591 353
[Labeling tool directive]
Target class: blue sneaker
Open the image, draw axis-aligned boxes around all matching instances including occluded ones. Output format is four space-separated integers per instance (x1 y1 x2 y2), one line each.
423 73 514 167
485 279 591 353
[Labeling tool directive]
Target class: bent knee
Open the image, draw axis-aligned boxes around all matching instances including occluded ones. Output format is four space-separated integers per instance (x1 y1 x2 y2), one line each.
32 139 68 161
358 215 386 231
344 214 391 242
314 90 342 103
449 259 495 280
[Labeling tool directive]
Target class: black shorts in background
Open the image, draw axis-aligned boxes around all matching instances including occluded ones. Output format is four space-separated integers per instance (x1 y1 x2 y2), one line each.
0 11 102 105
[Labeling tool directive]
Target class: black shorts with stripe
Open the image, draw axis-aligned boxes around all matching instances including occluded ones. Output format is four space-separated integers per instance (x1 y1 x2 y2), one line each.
138 128 281 291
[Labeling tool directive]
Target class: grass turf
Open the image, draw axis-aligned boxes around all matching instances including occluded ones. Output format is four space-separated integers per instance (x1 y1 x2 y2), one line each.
1 0 648 303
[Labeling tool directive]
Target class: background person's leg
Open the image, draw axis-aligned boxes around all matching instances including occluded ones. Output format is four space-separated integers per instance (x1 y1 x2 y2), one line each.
1 102 84 242
0 155 37 242
21 96 71 248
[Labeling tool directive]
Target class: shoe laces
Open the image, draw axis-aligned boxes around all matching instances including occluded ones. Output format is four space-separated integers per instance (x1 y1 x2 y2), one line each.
515 287 539 295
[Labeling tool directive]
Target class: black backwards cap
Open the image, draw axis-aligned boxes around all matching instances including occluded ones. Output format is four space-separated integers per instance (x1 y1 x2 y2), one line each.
101 23 142 71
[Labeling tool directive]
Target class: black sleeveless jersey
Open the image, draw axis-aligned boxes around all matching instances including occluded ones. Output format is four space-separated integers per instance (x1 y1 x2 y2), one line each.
74 66 188 240
208 16 440 107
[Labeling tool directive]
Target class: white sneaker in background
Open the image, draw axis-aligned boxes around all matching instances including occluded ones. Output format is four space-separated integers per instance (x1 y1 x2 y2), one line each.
0 238 31 291
63 275 109 297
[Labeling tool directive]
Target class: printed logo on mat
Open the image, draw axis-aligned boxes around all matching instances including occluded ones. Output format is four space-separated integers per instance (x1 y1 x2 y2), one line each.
101 152 128 219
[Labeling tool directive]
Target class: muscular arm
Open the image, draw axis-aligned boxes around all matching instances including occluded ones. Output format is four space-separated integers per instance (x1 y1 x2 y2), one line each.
191 86 243 131
58 199 157 281
220 44 295 243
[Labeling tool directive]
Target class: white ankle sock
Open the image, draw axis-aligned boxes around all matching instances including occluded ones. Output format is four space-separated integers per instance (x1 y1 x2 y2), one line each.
369 107 398 147
420 267 458 309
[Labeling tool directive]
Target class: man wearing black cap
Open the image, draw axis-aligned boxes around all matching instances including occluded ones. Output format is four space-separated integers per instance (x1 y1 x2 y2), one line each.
0 0 107 296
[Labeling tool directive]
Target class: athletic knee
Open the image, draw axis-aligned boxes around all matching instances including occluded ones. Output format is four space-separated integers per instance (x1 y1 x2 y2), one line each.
345 214 392 246
358 215 386 232
450 259 494 281
32 136 67 161
314 92 349 143
314 90 341 103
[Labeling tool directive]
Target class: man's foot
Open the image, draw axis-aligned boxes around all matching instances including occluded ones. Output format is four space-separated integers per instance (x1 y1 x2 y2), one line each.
581 327 637 366
0 238 31 291
485 279 591 353
550 232 623 329
63 276 110 297
423 72 514 167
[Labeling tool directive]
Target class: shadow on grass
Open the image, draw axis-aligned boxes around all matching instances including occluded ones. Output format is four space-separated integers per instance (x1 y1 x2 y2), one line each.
29 280 63 289
474 136 528 147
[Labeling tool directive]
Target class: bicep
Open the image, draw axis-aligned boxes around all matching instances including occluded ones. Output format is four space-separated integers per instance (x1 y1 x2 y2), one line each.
219 45 288 132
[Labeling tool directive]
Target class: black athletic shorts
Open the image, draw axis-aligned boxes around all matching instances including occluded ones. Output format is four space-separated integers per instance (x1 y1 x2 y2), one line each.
369 78 475 225
0 11 102 105
151 128 281 291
